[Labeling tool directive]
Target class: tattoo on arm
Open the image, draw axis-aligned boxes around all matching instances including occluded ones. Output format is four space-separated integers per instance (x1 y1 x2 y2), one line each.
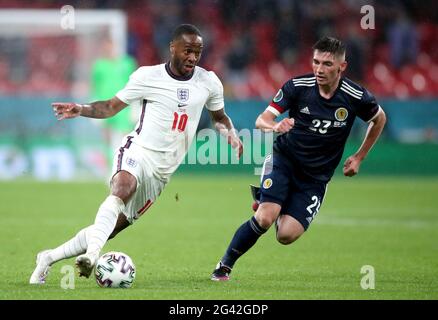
80 100 118 119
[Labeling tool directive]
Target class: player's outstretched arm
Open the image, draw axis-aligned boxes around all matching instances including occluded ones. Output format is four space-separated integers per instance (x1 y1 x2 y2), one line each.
52 96 128 121
255 110 294 133
343 108 387 177
209 109 243 158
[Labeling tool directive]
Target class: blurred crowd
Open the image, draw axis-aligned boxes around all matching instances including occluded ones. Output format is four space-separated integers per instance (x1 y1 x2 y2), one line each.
0 0 437 99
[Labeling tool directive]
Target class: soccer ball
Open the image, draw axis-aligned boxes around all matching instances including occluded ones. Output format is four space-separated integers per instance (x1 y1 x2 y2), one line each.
94 251 136 288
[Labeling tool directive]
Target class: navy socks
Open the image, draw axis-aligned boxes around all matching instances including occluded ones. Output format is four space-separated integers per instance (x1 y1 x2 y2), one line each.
221 216 267 268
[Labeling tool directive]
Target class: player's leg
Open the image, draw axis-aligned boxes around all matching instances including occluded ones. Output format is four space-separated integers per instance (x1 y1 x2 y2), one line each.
275 177 328 245
212 153 290 281
29 200 132 284
75 170 136 278
76 143 164 278
276 215 305 245
88 169 136 255
30 141 141 284
108 213 130 240
211 202 281 281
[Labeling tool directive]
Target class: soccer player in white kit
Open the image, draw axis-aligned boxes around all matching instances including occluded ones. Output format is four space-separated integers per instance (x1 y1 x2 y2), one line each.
30 24 243 284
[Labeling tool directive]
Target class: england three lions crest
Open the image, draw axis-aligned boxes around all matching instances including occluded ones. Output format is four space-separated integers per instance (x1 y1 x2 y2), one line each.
177 88 189 102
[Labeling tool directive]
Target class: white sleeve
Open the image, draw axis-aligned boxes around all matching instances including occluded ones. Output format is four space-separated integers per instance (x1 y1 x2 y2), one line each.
205 71 225 111
115 67 147 105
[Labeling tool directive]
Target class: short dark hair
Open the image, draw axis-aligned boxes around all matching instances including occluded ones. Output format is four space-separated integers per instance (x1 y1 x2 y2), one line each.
312 36 346 57
172 24 202 41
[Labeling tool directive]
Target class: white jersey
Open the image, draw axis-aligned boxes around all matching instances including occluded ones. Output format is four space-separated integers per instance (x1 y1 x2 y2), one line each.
116 62 224 180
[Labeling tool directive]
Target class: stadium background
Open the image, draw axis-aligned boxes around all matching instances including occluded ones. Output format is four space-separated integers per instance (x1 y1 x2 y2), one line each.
0 0 437 300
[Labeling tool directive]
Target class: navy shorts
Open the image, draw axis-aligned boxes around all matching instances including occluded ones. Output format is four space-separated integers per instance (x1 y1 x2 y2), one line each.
259 152 327 230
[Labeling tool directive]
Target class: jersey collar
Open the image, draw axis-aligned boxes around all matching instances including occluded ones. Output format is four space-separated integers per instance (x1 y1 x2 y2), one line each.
315 76 343 101
165 62 194 81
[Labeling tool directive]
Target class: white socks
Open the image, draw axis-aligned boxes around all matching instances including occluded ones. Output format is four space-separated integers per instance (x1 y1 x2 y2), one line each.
46 195 125 265
86 195 125 258
48 226 93 264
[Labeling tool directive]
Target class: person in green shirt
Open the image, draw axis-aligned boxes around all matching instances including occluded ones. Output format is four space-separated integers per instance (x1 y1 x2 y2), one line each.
91 37 137 165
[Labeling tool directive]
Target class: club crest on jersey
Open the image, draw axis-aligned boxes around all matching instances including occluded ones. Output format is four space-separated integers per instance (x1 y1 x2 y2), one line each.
263 178 273 189
177 88 189 102
335 107 348 121
126 157 137 168
273 89 283 103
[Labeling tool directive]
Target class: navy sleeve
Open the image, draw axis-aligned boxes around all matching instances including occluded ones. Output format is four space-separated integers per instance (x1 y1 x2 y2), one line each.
356 89 380 122
268 80 296 115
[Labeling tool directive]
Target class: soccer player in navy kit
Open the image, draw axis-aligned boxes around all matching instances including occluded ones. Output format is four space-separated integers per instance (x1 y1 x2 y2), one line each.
211 36 386 281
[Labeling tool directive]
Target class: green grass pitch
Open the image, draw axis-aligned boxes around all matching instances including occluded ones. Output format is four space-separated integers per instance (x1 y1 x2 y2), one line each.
0 175 437 299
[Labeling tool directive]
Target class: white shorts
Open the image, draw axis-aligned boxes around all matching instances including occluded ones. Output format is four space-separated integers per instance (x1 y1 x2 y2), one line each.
111 137 166 224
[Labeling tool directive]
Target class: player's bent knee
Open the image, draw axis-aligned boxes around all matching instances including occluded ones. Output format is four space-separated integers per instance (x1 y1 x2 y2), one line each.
111 170 137 203
276 233 301 245
255 203 281 229
255 214 274 229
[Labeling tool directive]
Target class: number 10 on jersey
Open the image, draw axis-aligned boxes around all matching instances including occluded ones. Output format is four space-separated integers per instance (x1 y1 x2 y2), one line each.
172 112 188 132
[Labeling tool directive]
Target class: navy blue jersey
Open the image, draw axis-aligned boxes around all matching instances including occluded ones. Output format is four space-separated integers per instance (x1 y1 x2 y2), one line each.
269 74 380 182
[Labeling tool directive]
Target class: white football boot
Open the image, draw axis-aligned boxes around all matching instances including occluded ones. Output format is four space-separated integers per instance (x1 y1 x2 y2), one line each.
29 250 52 284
